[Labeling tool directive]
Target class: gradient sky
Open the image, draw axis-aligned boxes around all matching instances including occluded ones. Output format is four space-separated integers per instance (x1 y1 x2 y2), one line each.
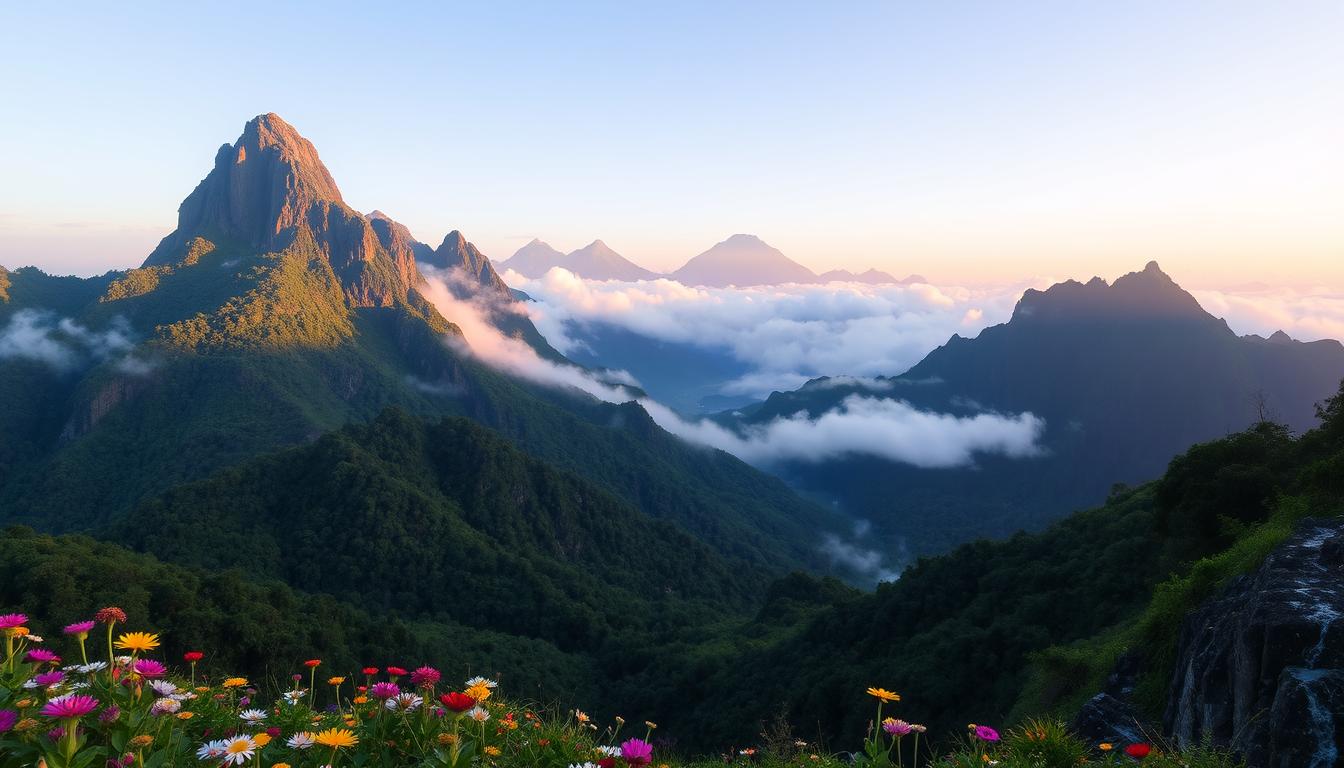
1 1 1340 287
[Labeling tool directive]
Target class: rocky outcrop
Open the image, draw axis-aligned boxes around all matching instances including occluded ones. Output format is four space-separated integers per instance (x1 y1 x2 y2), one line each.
429 231 513 298
1165 518 1344 767
146 113 344 260
1071 653 1152 745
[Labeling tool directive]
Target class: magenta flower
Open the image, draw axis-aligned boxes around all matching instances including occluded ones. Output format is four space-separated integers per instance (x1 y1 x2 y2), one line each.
0 613 27 630
410 665 442 688
133 659 167 678
47 726 67 742
621 738 654 767
64 620 96 636
34 670 65 687
0 709 17 732
41 694 99 719
882 718 913 737
26 648 61 664
370 682 401 700
99 705 121 724
974 725 1000 742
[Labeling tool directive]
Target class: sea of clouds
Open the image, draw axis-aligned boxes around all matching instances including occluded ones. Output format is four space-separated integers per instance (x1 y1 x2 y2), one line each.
505 268 1044 397
420 267 1048 472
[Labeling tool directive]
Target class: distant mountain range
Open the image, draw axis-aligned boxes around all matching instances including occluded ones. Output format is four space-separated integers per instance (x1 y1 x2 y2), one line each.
721 260 1344 556
497 233 922 286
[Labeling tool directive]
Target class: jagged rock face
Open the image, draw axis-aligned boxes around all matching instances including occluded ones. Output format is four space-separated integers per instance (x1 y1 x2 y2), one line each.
1071 653 1151 745
429 231 512 298
1165 519 1344 767
148 113 344 258
142 114 422 308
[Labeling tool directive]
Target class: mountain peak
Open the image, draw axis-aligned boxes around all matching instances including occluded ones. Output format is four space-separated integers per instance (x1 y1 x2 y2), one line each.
1012 262 1212 325
144 113 345 265
672 235 816 287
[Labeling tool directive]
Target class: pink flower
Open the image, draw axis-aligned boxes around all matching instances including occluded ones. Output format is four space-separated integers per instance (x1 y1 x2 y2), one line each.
64 621 96 636
26 649 61 664
0 709 17 732
41 694 99 719
974 725 1000 742
370 682 400 700
0 613 27 630
410 666 442 688
621 738 654 767
882 718 913 737
133 659 167 678
34 670 65 687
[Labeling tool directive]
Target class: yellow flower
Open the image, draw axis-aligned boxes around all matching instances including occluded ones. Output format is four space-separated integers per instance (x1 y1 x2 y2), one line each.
16 718 39 732
9 626 29 637
328 676 345 685
253 733 272 747
129 735 154 748
483 746 501 756
114 632 160 652
14 699 32 709
176 712 195 720
353 695 369 705
314 728 359 749
438 733 458 745
222 677 248 689
466 683 492 701
574 710 590 723
274 764 291 768
1099 743 1113 752
866 687 901 703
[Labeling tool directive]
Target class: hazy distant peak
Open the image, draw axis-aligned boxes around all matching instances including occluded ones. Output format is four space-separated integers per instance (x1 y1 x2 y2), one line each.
672 234 816 287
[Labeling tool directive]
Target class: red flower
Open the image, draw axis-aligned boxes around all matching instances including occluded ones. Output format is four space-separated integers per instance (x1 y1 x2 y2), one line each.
386 666 407 677
1124 744 1152 759
94 607 127 625
266 727 281 738
304 659 322 668
597 760 617 768
439 692 476 713
183 651 204 663
362 667 379 676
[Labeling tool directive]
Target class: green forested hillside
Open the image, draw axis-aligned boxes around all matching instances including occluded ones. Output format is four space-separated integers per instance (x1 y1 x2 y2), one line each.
0 526 603 703
615 382 1344 749
115 409 763 646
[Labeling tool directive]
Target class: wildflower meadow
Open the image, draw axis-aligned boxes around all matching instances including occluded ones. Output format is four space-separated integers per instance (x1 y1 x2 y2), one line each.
0 610 1240 768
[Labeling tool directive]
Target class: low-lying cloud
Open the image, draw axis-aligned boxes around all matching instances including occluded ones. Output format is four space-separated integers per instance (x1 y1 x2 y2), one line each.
503 268 1042 398
1192 286 1344 343
420 268 1046 471
0 309 146 372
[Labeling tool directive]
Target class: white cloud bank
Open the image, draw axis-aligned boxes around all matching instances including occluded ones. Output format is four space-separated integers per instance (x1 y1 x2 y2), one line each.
504 268 1043 397
0 309 149 373
1192 287 1344 343
420 268 1046 471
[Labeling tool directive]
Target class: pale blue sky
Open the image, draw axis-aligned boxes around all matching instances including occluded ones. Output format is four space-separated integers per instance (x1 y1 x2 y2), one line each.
1 1 1340 286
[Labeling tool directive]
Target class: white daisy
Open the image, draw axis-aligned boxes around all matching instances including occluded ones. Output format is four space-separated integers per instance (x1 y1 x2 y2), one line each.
197 739 229 760
287 732 315 750
467 705 491 723
239 708 267 723
220 737 256 766
151 697 181 715
149 680 178 697
384 692 424 712
464 676 498 689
